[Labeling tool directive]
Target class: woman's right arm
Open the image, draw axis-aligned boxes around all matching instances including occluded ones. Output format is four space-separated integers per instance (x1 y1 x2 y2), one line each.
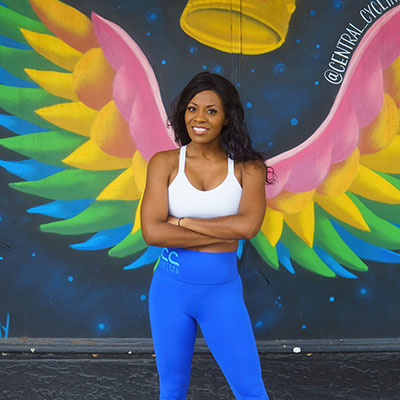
141 151 232 248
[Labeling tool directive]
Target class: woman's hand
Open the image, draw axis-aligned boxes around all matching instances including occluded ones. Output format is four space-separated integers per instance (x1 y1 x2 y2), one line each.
166 216 179 226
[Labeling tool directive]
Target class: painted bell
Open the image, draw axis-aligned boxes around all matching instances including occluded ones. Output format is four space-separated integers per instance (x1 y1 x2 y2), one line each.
180 0 296 55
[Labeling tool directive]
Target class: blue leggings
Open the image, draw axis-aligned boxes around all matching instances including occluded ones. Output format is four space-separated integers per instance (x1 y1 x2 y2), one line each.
149 247 269 400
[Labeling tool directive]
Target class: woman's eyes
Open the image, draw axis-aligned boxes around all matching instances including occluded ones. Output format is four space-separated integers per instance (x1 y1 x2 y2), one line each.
187 107 217 114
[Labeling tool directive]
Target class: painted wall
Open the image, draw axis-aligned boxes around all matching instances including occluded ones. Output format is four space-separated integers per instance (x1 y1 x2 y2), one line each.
0 0 399 340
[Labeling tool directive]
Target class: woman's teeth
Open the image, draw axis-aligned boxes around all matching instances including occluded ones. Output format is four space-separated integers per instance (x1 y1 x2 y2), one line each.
193 127 208 134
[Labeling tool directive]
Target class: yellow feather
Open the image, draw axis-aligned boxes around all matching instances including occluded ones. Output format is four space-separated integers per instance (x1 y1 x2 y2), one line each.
63 139 131 170
20 29 82 71
73 48 115 110
35 102 98 137
384 55 400 106
260 207 283 246
132 194 144 234
359 93 399 154
30 0 98 53
90 100 135 157
96 165 141 201
317 148 360 196
284 201 315 247
360 135 400 173
349 164 400 204
25 69 78 101
132 151 149 193
314 192 370 231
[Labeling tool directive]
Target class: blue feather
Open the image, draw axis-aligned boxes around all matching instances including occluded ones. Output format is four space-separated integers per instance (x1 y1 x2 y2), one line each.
236 239 244 259
276 241 295 274
0 34 31 50
314 244 358 279
70 223 133 250
124 246 162 270
27 199 95 219
0 115 48 134
332 220 400 263
0 159 62 180
0 67 39 88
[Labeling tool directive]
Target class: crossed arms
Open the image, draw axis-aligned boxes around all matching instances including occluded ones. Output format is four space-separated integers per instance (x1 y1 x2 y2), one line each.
140 151 266 248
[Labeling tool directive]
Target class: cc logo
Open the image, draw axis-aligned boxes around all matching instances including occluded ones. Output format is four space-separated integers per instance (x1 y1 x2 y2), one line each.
161 248 180 266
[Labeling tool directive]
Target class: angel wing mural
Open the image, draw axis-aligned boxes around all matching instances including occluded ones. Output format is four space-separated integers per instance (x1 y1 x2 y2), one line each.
0 0 399 282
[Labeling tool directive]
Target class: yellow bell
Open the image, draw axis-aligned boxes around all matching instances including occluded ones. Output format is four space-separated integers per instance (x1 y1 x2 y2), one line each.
180 0 296 55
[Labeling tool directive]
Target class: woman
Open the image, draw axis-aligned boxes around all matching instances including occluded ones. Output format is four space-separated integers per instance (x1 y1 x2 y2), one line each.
141 72 272 399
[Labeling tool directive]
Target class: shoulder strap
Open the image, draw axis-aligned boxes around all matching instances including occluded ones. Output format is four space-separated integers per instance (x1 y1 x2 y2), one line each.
228 156 234 175
178 145 186 173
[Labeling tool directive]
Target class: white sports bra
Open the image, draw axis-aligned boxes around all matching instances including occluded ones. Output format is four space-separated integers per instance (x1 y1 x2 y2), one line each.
168 145 243 218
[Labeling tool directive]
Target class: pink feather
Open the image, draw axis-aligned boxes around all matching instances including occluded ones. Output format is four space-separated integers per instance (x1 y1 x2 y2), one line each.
91 13 176 160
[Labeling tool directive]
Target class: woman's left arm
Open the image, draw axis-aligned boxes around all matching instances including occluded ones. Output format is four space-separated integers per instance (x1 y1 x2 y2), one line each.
171 161 267 240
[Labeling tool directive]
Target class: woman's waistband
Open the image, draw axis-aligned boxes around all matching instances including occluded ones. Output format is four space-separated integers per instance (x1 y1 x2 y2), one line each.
156 247 238 284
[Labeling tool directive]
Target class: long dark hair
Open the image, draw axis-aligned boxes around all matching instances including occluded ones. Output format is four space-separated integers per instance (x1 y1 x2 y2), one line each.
169 72 275 184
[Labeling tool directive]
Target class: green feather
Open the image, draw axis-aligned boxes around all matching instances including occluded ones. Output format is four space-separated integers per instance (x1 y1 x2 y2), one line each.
374 170 400 191
280 225 336 277
0 85 68 129
358 198 400 224
10 169 125 200
0 131 87 167
1 0 41 21
314 206 368 271
0 47 66 83
340 193 400 249
0 5 49 44
153 256 160 272
109 229 148 258
250 231 279 270
40 200 137 235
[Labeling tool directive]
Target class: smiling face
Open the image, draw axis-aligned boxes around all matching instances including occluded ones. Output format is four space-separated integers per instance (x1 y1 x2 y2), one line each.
184 90 227 145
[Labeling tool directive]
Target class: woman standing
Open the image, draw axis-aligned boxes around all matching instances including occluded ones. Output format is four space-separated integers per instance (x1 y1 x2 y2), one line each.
141 72 272 399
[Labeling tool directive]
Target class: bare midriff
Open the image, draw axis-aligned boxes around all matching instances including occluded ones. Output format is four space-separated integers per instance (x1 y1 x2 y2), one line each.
186 240 239 253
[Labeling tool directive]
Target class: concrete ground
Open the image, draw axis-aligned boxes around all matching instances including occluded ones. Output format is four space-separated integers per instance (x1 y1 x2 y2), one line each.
1 351 399 399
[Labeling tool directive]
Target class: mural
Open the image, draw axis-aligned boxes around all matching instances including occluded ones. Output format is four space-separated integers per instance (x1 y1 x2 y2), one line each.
0 0 399 339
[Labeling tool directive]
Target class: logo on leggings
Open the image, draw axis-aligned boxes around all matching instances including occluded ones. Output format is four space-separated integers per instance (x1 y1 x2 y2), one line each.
159 248 180 275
